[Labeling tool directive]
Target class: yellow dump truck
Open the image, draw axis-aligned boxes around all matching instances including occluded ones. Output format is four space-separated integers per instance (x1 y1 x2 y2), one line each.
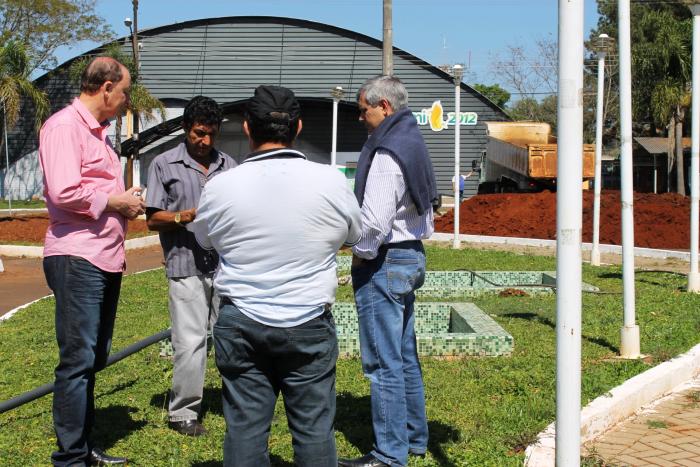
475 122 595 193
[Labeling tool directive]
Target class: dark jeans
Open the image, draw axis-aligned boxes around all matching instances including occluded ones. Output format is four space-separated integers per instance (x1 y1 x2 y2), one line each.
43 255 122 467
213 302 338 467
351 242 429 467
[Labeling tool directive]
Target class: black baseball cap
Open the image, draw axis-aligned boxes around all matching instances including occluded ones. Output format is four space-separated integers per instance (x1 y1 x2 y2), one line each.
247 85 301 123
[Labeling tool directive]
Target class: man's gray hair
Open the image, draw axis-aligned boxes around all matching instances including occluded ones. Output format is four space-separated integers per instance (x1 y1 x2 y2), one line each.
357 75 409 110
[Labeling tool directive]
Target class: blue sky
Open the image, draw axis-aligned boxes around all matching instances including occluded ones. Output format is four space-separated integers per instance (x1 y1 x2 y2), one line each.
54 0 601 93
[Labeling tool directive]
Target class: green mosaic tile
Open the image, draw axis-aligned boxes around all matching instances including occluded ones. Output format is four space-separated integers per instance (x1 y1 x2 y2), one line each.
335 255 599 297
332 302 513 357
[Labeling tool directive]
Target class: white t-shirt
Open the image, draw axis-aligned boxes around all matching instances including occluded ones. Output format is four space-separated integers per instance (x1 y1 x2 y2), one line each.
192 149 362 327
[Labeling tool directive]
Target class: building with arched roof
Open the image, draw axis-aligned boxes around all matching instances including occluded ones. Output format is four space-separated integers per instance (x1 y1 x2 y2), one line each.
3 16 508 201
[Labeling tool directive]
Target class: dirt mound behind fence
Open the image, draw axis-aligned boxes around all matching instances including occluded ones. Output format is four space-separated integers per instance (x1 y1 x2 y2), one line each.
434 190 691 250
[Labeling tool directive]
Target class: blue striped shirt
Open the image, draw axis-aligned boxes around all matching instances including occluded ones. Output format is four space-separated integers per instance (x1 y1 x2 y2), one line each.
352 150 434 260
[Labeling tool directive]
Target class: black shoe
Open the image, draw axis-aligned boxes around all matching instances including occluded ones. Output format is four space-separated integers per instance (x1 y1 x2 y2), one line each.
337 453 389 467
89 447 128 465
168 419 207 436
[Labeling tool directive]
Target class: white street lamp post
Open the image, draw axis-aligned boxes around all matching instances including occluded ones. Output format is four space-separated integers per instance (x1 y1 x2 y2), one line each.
3 104 11 216
591 34 609 267
556 0 584 464
453 64 463 249
618 0 641 358
330 86 344 168
688 3 700 292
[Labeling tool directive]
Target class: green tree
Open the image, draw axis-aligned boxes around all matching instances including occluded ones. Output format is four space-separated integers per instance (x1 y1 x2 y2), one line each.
0 39 49 187
508 95 558 132
69 44 166 156
587 0 693 194
0 40 48 130
472 83 511 109
0 0 113 74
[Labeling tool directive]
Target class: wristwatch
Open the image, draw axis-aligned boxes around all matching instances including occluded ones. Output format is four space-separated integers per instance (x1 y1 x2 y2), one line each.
174 211 182 225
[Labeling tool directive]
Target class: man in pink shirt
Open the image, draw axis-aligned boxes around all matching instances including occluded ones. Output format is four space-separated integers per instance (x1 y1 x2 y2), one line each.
39 56 144 467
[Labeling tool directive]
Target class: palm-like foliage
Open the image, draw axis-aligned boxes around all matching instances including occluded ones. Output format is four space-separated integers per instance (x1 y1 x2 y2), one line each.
0 40 49 131
69 43 166 123
633 8 692 194
69 43 166 160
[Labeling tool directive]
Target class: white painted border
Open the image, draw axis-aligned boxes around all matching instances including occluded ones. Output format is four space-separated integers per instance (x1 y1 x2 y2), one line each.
524 342 700 466
0 294 53 322
0 234 161 258
0 266 163 324
428 233 690 261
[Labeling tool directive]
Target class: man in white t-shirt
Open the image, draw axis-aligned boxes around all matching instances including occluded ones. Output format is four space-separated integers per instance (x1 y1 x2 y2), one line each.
191 85 361 467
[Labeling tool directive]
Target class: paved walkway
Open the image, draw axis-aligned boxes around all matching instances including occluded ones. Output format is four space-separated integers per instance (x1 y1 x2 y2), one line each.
0 244 165 318
584 376 700 466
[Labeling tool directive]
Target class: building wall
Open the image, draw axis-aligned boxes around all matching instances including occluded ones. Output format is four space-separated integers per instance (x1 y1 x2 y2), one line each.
4 16 508 200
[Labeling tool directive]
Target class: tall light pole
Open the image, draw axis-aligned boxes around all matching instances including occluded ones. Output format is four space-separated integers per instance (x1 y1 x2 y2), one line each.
618 0 640 358
330 86 344 168
124 0 140 189
3 104 11 216
591 34 610 267
688 2 700 293
453 64 463 249
383 0 393 75
556 0 583 464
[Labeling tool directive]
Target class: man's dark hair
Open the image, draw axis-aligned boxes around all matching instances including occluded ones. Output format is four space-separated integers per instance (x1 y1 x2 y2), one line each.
80 57 125 93
244 112 300 145
183 96 224 130
245 85 301 145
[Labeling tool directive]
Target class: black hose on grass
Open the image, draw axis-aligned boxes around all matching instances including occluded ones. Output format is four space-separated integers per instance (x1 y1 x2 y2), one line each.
0 329 171 415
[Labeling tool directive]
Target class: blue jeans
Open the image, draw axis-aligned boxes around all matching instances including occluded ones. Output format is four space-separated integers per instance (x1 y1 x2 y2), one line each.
351 242 429 467
213 302 338 467
43 255 122 467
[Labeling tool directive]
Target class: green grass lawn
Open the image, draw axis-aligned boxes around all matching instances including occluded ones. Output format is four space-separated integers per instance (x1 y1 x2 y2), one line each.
0 199 46 209
1 245 698 466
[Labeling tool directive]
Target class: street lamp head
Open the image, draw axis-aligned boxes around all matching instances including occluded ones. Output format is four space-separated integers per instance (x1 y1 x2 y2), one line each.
124 17 133 28
596 33 612 59
330 86 344 100
452 64 464 82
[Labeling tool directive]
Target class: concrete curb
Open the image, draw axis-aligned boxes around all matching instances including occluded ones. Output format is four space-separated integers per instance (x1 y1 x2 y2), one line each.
428 232 690 261
524 342 700 466
0 294 53 323
0 235 160 258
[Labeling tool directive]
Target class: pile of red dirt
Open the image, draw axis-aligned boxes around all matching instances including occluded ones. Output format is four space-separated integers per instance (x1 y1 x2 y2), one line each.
434 190 692 250
0 213 150 244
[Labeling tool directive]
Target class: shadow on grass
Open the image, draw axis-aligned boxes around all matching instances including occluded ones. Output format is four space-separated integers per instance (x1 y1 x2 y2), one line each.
92 405 146 450
335 393 460 467
192 455 294 466
502 312 619 353
149 385 223 418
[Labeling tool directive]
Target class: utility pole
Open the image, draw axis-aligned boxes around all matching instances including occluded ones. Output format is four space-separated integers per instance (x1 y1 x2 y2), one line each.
383 0 393 75
126 0 140 189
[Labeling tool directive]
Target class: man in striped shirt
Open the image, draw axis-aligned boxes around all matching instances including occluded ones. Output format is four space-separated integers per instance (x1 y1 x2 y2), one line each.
339 76 438 467
145 96 236 436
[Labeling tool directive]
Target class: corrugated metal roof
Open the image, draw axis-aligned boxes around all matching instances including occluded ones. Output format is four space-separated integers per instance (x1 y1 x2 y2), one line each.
635 136 691 154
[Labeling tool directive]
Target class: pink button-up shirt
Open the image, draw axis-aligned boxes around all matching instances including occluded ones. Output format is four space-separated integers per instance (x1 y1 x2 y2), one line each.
39 98 127 272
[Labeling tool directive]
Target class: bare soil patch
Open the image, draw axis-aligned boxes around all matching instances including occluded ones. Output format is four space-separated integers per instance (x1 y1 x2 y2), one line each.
435 190 691 250
0 213 150 244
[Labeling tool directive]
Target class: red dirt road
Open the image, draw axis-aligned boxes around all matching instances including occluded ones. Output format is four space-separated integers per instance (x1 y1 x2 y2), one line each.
435 190 691 250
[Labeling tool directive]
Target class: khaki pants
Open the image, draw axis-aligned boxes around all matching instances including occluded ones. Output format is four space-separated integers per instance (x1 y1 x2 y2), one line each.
168 274 219 421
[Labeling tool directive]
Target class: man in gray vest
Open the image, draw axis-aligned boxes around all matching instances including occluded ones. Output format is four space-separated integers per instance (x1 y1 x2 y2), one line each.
146 95 236 436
